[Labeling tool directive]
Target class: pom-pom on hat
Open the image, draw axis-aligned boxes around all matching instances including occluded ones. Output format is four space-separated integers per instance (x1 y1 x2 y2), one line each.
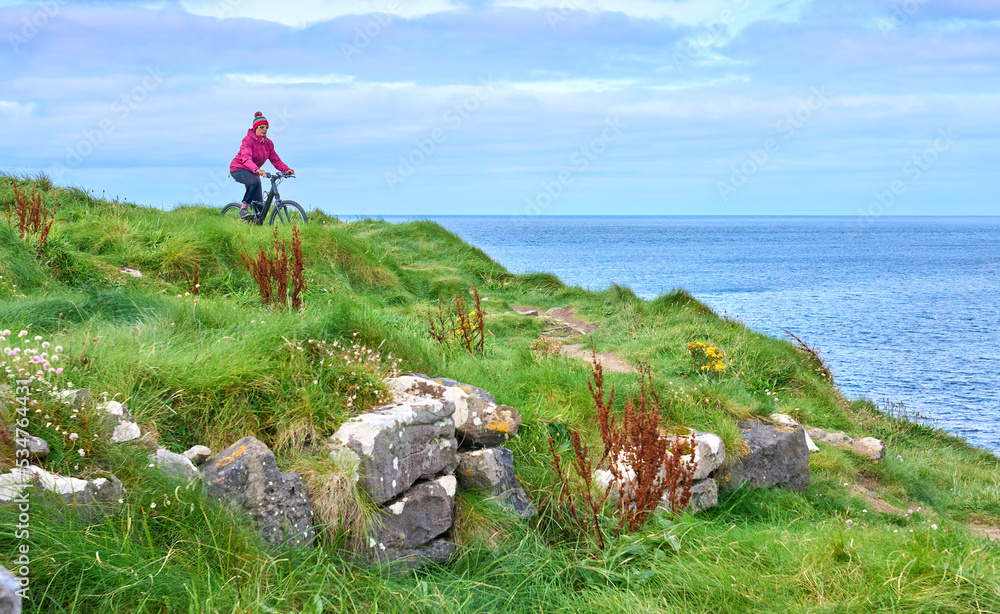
252 111 268 130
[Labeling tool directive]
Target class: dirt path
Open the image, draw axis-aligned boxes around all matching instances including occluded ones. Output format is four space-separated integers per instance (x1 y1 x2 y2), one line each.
513 305 636 373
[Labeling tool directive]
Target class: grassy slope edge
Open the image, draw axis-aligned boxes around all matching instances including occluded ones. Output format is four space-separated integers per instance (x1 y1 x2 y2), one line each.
0 174 998 614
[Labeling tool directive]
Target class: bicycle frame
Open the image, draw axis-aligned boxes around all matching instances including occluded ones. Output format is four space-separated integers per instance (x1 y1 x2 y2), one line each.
251 174 284 222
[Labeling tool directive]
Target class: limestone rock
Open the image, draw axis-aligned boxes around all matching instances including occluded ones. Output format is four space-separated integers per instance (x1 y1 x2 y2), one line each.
719 420 810 493
667 430 726 481
328 398 457 503
57 388 90 409
98 400 142 444
150 449 200 482
852 437 886 461
456 447 536 519
406 373 496 405
806 428 853 446
7 428 48 460
0 465 122 522
364 475 456 567
204 437 315 548
183 445 213 466
771 413 819 453
0 567 21 614
390 375 520 449
685 478 718 513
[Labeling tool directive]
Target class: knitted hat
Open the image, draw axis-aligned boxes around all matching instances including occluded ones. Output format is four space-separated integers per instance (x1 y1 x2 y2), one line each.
252 111 268 130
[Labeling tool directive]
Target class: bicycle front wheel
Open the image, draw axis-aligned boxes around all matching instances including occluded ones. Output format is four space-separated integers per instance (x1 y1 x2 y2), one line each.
269 200 308 225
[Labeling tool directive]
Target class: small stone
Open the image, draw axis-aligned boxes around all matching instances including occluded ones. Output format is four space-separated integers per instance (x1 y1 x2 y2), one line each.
182 445 213 466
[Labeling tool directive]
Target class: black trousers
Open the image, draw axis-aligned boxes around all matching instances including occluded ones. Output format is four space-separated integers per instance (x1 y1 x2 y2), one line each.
231 169 262 205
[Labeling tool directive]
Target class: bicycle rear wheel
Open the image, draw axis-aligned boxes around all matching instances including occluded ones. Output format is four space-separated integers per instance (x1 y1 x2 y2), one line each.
269 200 308 225
221 202 242 219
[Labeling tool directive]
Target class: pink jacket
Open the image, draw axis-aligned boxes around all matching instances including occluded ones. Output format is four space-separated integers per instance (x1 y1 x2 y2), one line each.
229 128 290 174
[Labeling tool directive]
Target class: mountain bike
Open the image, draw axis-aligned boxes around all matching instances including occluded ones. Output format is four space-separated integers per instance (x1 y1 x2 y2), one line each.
221 171 307 225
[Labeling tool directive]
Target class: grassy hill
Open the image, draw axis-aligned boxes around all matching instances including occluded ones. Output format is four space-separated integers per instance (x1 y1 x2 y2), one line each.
1 173 998 613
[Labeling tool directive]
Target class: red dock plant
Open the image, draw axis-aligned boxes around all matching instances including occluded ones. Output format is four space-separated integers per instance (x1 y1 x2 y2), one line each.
240 225 306 311
542 357 696 549
4 183 56 257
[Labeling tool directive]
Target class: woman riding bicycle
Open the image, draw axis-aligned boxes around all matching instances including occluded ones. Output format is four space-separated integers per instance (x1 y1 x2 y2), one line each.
230 112 295 219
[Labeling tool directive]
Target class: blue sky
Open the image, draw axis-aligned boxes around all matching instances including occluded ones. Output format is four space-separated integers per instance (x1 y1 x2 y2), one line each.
0 0 997 215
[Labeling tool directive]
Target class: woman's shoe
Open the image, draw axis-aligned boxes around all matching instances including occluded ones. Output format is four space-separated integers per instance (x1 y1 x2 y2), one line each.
239 204 252 220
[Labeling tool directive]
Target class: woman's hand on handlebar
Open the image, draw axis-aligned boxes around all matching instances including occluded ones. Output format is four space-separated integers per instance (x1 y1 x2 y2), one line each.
286 169 295 176
257 168 267 177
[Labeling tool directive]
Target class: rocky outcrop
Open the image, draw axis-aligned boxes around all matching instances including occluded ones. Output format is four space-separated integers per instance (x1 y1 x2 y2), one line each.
204 437 315 548
363 476 457 569
149 448 199 482
719 420 810 493
0 465 122 522
331 375 531 568
456 447 535 519
327 397 457 503
0 567 21 614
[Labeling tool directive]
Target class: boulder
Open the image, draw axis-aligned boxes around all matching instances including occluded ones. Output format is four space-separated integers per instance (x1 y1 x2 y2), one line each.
771 414 819 453
389 375 521 449
204 437 315 548
852 437 886 461
406 373 496 405
363 476 456 567
183 445 213 466
8 428 48 460
150 449 199 482
667 430 726 481
456 447 536 519
806 428 853 446
98 400 142 444
685 478 718 513
719 420 810 493
0 567 21 614
328 398 457 503
0 465 122 522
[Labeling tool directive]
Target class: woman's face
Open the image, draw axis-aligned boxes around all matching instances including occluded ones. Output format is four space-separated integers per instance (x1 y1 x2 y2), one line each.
255 124 268 137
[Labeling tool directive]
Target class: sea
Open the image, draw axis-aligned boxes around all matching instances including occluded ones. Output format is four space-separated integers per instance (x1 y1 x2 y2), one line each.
379 215 1000 455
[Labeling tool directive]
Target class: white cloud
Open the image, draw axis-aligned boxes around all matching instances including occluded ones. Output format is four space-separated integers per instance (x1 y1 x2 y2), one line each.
179 0 462 26
495 0 810 29
224 73 355 85
0 100 36 119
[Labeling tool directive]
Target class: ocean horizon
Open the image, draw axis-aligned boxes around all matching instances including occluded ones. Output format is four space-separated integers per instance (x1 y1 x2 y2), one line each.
375 215 1000 454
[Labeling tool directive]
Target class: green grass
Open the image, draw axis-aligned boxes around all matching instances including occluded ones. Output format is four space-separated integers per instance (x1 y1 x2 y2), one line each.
0 173 998 613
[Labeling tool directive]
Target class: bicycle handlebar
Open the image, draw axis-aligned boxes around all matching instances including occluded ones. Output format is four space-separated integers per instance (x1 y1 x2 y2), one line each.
265 171 295 179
